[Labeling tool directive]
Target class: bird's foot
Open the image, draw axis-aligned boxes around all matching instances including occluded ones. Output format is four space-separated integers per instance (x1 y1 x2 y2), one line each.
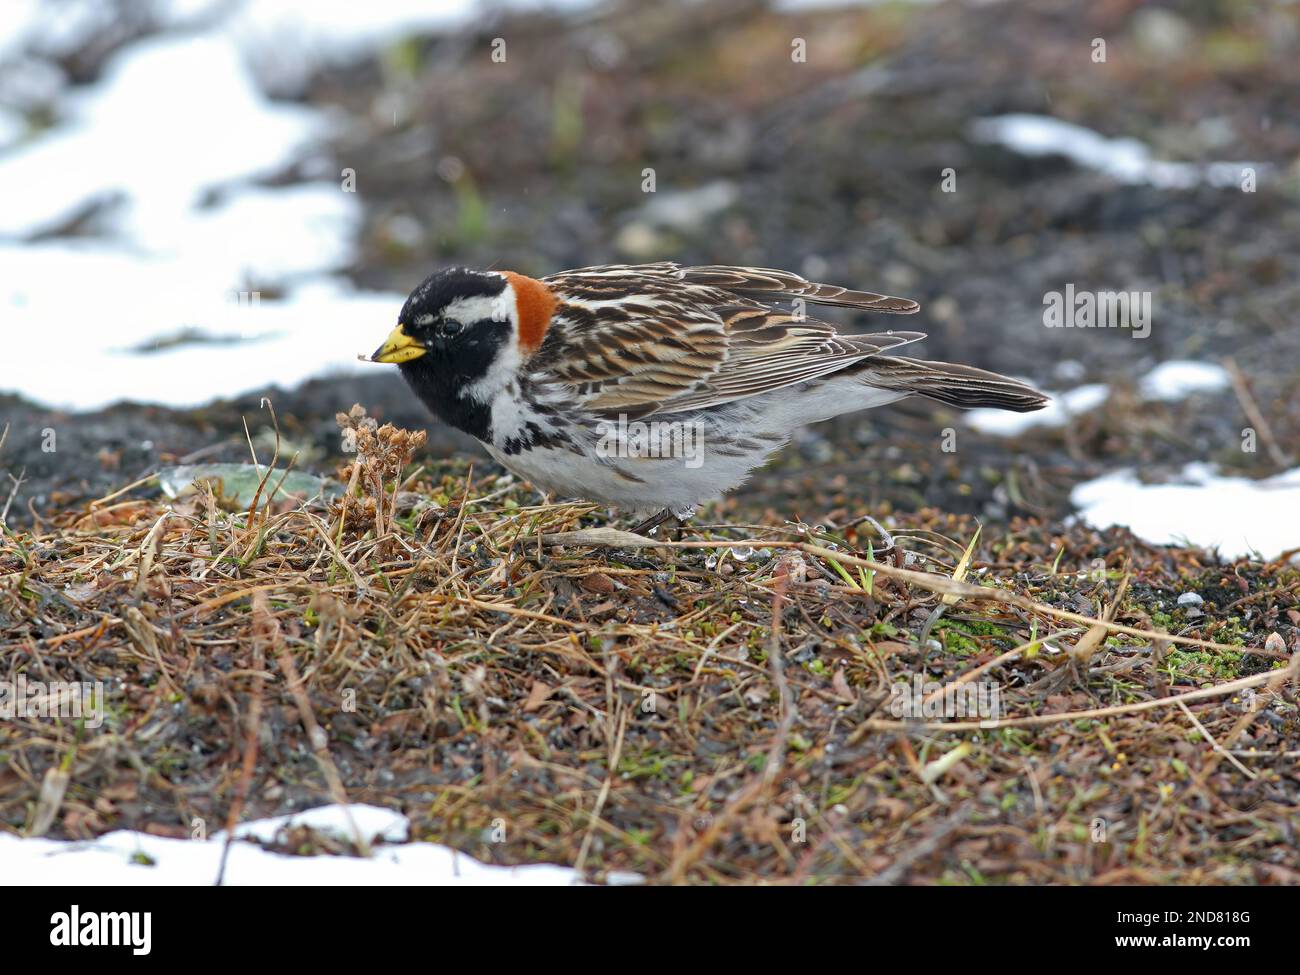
628 505 696 537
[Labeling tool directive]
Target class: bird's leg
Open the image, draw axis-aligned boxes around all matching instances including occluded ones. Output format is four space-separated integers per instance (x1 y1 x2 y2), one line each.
628 505 696 537
628 508 674 536
841 512 896 559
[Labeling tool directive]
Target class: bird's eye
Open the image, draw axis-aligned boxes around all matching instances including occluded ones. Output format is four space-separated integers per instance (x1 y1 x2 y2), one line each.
442 319 464 338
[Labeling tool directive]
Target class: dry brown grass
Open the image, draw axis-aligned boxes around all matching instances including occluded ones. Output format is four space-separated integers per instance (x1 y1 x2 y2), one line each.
1 410 1298 884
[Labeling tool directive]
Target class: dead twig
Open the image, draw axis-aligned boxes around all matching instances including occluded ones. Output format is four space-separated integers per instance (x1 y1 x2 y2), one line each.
852 653 1297 735
1223 356 1291 468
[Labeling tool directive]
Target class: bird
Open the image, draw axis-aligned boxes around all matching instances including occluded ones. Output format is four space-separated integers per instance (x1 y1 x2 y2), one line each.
368 262 1047 533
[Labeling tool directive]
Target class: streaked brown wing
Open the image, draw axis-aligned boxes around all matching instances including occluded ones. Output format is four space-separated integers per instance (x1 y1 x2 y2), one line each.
531 275 730 415
543 262 680 299
678 265 920 314
533 265 926 416
658 305 924 412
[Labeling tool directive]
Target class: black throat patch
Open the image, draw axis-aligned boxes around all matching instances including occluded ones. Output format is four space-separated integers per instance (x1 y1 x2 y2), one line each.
396 319 511 441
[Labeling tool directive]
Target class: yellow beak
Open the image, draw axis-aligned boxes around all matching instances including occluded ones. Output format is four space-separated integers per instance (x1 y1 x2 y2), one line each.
370 323 427 364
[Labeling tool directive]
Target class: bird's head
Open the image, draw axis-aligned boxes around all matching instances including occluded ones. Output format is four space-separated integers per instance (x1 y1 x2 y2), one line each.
369 267 557 390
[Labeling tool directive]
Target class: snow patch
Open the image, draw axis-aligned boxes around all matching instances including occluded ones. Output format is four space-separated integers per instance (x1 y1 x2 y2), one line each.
0 33 327 240
1072 463 1300 560
1138 359 1231 402
219 803 410 845
967 360 1232 437
3 241 400 410
1 804 583 886
0 0 592 411
970 114 1264 190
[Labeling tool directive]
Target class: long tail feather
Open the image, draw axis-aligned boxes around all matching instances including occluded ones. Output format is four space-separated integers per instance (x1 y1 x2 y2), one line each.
857 356 1049 413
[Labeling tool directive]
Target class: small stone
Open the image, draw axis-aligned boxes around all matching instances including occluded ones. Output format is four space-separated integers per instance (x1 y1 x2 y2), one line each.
581 572 616 594
778 552 808 583
606 871 647 886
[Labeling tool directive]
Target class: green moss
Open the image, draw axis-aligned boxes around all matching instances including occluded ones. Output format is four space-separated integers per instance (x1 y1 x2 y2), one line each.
618 750 678 781
933 618 1012 656
1166 646 1244 681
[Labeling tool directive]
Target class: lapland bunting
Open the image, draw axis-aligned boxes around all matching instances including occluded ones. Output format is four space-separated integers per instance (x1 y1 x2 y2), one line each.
369 263 1046 530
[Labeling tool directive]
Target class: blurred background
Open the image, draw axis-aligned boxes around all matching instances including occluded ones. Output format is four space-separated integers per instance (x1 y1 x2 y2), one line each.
2 0 1298 552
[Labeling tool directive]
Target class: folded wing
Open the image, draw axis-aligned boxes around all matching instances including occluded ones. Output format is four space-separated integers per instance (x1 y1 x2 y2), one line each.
535 264 925 417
